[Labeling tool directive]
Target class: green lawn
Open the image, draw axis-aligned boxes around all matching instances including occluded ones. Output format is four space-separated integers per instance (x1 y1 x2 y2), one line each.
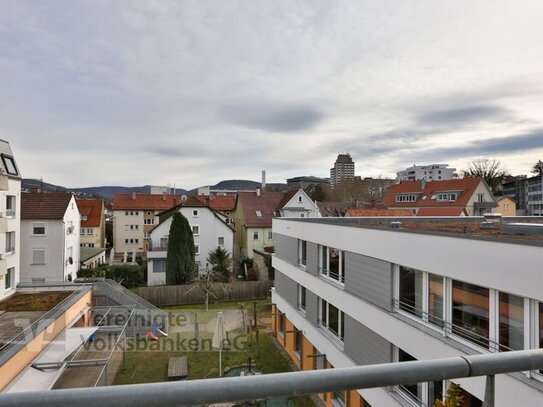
114 331 313 406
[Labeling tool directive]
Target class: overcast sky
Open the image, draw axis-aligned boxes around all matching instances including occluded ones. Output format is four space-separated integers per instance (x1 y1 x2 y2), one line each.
2 1 543 188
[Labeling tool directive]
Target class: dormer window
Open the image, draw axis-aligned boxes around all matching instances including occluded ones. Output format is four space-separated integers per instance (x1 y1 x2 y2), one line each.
436 192 458 202
395 194 418 203
256 210 262 217
81 215 88 221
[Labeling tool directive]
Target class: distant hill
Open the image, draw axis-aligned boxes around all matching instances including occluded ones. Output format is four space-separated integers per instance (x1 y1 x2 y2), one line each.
21 178 285 201
22 179 188 201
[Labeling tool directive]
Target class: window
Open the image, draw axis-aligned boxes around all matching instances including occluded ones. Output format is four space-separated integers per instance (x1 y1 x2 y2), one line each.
298 240 307 266
300 213 305 218
398 266 423 317
125 239 129 244
268 231 273 239
218 236 224 246
193 210 199 217
451 280 489 348
125 211 129 216
395 194 418 202
192 225 200 235
255 210 262 217
32 223 46 236
153 259 167 273
1 154 18 175
319 246 345 284
320 299 344 341
135 239 139 244
130 211 134 215
397 349 427 404
436 192 458 201
278 313 285 336
144 219 154 225
332 391 345 407
298 285 306 311
298 196 303 203
294 330 303 357
253 231 259 240
5 267 14 290
498 292 524 351
428 274 444 328
5 232 15 253
32 248 46 265
81 215 88 221
160 237 169 249
6 195 16 217
195 244 200 255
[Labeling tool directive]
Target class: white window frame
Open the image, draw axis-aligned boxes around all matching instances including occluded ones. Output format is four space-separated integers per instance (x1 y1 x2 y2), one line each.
218 236 224 246
195 244 200 255
319 245 345 285
32 223 46 237
5 267 15 291
297 284 306 313
319 298 344 343
253 231 259 240
192 225 200 236
298 240 307 267
193 209 199 217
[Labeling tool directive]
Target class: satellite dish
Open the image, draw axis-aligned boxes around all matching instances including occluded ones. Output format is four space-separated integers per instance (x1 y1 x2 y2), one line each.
181 195 188 202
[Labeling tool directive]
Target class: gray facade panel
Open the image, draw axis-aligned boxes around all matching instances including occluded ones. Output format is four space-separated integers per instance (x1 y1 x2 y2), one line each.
305 289 319 326
306 242 319 276
275 271 298 309
344 252 393 311
274 234 298 266
344 314 391 366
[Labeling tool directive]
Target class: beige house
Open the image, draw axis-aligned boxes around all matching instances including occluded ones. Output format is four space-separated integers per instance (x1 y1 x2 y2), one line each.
112 193 182 254
76 198 105 248
497 196 516 216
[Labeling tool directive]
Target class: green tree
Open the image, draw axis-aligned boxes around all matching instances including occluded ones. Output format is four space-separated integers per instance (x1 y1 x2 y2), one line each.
166 212 195 285
532 160 543 176
207 246 232 282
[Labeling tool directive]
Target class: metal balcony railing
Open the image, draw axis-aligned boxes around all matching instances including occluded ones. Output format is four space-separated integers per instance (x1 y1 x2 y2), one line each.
1 349 542 406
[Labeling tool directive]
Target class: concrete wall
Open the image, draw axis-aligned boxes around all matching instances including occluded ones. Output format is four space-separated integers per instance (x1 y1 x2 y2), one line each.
113 209 145 253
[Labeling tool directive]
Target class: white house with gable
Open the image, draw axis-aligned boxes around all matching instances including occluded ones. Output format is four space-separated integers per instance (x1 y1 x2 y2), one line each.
20 192 80 283
147 197 234 285
279 189 319 218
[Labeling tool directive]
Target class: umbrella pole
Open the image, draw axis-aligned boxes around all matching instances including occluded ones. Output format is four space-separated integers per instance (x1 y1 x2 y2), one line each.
219 347 222 377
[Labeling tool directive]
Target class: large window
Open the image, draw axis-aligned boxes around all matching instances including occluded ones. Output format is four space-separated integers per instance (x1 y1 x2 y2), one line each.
32 248 46 265
398 266 423 317
298 240 307 266
5 232 15 253
6 195 16 217
320 246 345 284
33 223 46 236
298 285 306 311
397 348 443 406
153 259 167 273
320 299 344 341
428 274 444 327
1 154 18 176
452 281 489 348
498 292 524 351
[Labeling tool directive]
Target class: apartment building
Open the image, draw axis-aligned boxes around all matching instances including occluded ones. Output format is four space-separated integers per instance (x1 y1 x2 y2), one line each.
147 196 234 285
396 164 457 182
20 192 80 283
0 140 21 301
76 198 106 248
272 217 543 406
112 193 182 254
330 154 355 189
525 175 543 216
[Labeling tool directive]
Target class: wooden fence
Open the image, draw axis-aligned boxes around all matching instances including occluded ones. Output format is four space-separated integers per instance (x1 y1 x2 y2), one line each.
137 280 273 307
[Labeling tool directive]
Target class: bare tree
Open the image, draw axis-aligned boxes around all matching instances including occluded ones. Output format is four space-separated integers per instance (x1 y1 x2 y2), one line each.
187 269 230 311
463 158 508 194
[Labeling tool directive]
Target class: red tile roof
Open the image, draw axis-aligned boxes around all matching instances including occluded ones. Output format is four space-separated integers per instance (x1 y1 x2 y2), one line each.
238 191 285 227
416 207 467 216
112 194 182 210
76 199 104 227
194 195 236 211
317 202 351 217
382 178 484 208
21 192 73 220
346 208 414 217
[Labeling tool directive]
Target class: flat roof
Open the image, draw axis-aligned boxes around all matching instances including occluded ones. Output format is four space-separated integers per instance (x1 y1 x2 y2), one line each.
275 217 543 247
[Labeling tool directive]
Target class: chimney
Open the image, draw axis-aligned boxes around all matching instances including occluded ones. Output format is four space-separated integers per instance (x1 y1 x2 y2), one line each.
420 179 427 190
131 192 136 201
162 192 166 201
256 187 261 197
261 170 266 190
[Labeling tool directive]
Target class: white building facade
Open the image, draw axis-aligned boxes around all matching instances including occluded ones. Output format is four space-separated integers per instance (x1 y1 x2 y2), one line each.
20 193 80 283
280 190 319 218
0 140 22 300
272 217 543 406
147 203 234 285
526 175 543 216
396 164 457 182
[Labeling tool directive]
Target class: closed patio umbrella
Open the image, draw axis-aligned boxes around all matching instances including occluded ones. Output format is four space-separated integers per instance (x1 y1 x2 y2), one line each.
212 312 226 377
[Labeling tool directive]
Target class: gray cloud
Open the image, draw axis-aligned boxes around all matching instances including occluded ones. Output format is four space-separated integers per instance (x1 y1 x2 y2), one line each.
220 102 323 132
417 105 510 126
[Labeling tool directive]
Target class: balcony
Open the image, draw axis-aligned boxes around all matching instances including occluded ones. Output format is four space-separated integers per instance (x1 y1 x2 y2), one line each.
473 201 497 210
